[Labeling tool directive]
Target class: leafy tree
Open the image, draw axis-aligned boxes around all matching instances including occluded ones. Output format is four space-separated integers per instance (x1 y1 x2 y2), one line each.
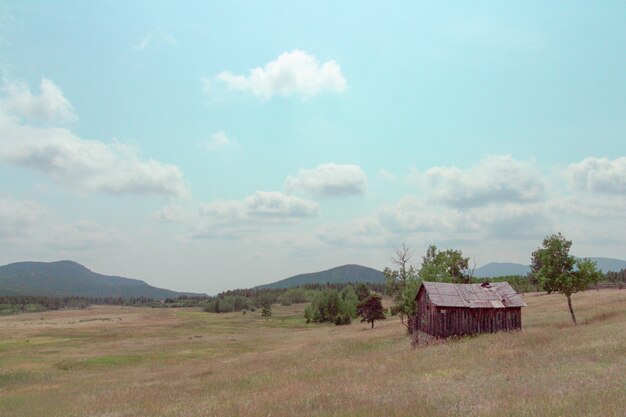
384 243 420 331
418 245 471 283
355 282 371 302
357 295 386 328
304 288 357 325
339 285 358 319
280 288 309 305
531 233 603 324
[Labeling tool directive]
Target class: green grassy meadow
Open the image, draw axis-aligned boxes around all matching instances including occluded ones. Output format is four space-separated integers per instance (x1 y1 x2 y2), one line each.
0 290 624 417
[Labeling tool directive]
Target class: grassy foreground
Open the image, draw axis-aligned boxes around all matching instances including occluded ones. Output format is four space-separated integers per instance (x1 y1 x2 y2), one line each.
0 290 624 417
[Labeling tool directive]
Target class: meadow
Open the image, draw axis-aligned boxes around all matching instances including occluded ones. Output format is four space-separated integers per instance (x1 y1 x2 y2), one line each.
0 290 624 417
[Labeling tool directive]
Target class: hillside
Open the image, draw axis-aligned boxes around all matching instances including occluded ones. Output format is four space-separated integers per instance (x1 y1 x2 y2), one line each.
0 260 203 299
256 264 384 289
474 257 625 278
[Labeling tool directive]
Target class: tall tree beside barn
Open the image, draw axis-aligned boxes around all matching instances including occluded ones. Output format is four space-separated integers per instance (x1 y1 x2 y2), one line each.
384 243 419 331
419 245 471 284
531 233 602 324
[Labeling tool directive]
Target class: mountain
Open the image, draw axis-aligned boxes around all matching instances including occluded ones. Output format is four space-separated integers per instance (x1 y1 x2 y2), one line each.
0 260 204 299
474 262 531 278
587 257 626 273
474 257 626 278
256 264 385 289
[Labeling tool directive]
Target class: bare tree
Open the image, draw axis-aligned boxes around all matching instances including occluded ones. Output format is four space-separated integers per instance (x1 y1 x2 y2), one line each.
384 243 419 332
391 243 413 281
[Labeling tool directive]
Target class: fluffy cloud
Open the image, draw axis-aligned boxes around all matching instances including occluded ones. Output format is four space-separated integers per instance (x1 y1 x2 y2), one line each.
317 218 388 248
0 197 127 250
567 157 626 194
244 191 319 218
0 80 188 198
193 191 318 239
424 155 545 207
0 78 76 124
151 204 189 223
214 50 346 99
285 163 367 197
378 197 475 235
204 131 238 151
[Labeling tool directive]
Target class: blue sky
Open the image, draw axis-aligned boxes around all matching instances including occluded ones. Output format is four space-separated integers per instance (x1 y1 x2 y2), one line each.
0 2 624 294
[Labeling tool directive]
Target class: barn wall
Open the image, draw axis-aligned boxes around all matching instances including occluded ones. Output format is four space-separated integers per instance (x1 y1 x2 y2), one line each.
415 289 522 338
430 307 522 338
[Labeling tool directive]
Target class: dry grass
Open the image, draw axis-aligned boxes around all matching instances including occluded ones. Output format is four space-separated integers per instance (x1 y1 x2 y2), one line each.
0 290 625 417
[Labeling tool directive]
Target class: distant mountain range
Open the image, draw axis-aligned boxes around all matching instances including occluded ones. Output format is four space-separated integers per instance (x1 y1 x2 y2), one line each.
257 257 626 289
3 256 623 298
0 260 205 299
474 257 626 278
255 264 385 289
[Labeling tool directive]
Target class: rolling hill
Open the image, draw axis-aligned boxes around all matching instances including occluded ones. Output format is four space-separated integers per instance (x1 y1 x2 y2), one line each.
255 264 385 289
0 260 204 299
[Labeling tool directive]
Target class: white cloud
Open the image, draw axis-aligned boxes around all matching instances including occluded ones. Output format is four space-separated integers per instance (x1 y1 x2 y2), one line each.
285 163 367 197
132 32 178 50
567 157 626 194
193 191 318 240
379 168 397 182
151 204 189 223
317 218 388 248
243 191 318 217
378 197 475 235
214 50 346 99
0 197 128 250
0 78 76 124
204 131 238 151
0 80 189 198
424 155 545 207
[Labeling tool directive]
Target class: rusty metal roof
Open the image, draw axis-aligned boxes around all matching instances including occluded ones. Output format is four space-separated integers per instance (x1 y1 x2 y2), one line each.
419 281 526 308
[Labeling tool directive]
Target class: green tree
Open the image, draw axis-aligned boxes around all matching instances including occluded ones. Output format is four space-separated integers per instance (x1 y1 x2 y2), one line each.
357 295 387 328
531 233 603 324
339 285 358 319
419 245 471 283
304 289 354 325
355 282 371 302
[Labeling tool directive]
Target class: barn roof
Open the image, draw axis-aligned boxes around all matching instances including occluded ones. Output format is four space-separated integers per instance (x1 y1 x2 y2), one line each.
419 281 526 308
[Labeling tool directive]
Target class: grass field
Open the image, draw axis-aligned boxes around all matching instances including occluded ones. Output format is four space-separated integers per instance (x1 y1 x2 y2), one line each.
0 290 624 417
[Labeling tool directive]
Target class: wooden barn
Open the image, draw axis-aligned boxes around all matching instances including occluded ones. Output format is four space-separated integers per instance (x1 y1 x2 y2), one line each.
412 281 526 338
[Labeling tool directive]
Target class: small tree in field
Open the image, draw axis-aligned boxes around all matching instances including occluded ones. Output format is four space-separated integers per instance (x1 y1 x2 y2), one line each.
357 295 386 328
260 298 272 320
531 233 602 325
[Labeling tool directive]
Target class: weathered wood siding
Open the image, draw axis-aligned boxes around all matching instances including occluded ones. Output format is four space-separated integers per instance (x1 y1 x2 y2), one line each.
415 286 522 338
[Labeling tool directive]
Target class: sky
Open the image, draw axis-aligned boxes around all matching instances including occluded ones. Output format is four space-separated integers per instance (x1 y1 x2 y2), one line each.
0 1 624 294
